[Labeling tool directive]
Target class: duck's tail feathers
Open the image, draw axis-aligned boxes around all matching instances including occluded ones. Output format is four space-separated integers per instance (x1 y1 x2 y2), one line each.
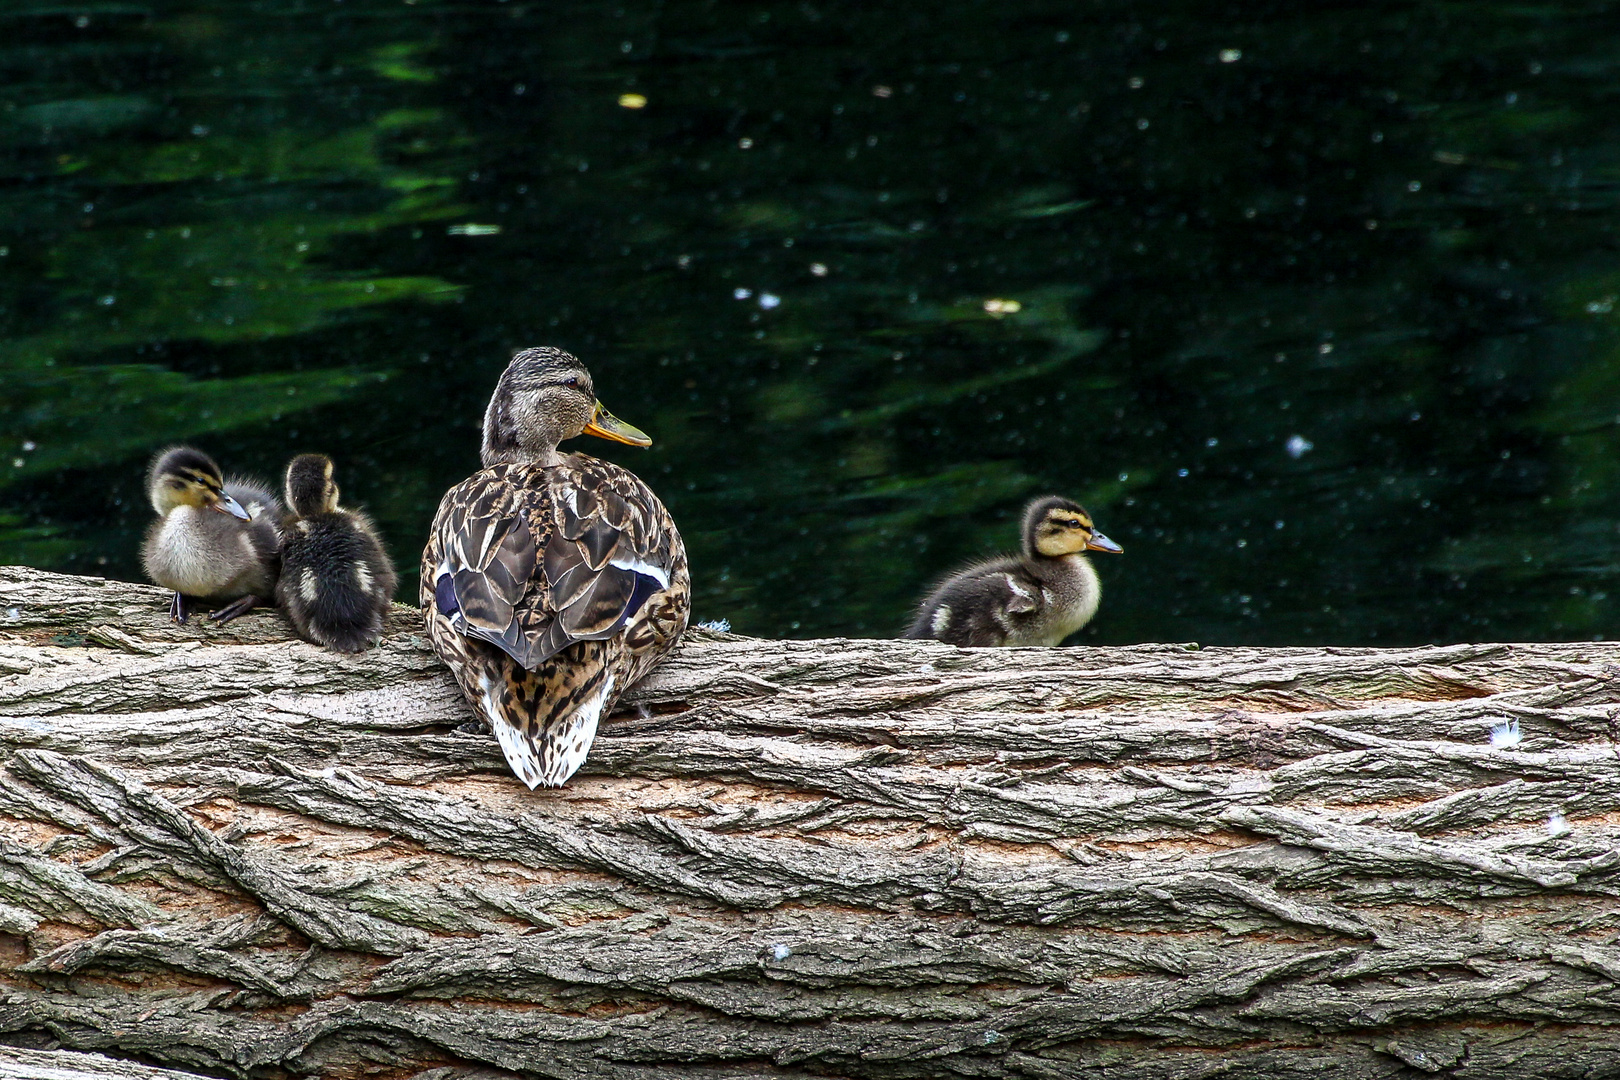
478 661 618 789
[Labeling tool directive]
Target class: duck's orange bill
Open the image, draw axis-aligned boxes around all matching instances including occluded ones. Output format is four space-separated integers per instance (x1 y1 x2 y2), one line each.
583 401 652 447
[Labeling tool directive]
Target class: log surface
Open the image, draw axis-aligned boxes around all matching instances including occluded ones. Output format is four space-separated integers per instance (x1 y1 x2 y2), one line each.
3 566 1620 1078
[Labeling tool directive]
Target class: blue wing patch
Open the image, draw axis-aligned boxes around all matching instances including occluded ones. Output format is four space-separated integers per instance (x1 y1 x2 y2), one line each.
435 574 461 617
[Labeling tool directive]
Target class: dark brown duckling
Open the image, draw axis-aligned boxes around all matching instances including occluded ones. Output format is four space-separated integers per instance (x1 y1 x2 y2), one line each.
276 454 396 652
902 495 1122 647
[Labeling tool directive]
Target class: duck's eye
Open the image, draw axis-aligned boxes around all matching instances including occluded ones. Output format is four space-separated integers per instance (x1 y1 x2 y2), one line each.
563 376 580 388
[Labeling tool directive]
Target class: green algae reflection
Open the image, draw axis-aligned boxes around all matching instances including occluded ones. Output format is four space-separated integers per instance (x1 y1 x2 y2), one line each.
0 7 463 560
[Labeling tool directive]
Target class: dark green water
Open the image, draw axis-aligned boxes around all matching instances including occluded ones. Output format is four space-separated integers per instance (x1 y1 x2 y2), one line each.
5 0 1620 645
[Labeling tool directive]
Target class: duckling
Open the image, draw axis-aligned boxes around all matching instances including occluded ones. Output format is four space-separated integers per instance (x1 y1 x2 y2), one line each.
902 495 1122 647
276 454 397 652
422 346 690 789
140 446 281 624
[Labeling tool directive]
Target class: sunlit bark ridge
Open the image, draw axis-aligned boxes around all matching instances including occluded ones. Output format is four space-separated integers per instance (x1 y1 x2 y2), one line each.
3 565 1620 1079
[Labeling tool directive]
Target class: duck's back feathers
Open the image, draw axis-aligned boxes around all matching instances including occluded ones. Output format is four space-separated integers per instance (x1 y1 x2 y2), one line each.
903 556 1034 647
278 509 396 652
423 452 689 788
429 457 679 669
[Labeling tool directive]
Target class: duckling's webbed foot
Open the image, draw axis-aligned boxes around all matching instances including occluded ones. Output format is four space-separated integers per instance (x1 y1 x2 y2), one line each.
209 594 260 624
169 592 190 624
456 718 491 735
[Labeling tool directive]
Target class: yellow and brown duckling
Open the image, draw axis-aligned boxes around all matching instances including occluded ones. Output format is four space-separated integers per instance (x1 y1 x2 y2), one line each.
421 346 690 788
902 495 1122 647
276 454 397 652
141 446 281 624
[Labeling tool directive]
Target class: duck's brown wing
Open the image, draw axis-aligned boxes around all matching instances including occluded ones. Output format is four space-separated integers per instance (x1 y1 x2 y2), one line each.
424 469 541 665
426 458 681 671
422 456 689 788
530 457 685 663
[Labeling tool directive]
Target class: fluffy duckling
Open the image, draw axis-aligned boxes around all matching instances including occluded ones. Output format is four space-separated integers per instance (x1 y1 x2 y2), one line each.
902 495 1122 647
422 346 690 789
276 454 397 652
141 446 281 624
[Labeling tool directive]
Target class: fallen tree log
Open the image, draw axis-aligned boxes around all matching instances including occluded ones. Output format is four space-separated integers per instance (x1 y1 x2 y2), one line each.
3 565 1620 1079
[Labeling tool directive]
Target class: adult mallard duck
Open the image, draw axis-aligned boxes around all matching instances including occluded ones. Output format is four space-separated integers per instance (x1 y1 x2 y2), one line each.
902 495 1122 646
140 446 281 624
421 347 690 788
277 453 397 652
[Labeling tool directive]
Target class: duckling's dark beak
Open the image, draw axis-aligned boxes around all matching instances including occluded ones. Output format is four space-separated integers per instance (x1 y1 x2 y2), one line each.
212 493 252 521
1086 531 1123 554
583 401 653 447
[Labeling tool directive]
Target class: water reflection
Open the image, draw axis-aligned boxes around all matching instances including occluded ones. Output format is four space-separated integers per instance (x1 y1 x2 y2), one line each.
4 1 1620 645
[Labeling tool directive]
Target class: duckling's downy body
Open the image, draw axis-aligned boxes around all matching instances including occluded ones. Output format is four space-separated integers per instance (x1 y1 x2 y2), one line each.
141 447 281 623
277 454 397 652
903 496 1122 647
422 347 690 789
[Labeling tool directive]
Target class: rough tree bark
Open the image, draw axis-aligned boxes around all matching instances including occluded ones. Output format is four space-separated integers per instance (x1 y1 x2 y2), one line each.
3 565 1620 1079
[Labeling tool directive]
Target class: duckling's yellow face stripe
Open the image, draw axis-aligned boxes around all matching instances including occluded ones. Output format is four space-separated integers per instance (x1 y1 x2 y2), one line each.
1035 526 1090 556
1034 509 1122 556
156 469 226 512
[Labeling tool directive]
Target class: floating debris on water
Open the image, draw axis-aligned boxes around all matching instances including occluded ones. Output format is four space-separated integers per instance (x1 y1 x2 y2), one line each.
618 93 648 109
1285 434 1314 458
448 224 501 236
